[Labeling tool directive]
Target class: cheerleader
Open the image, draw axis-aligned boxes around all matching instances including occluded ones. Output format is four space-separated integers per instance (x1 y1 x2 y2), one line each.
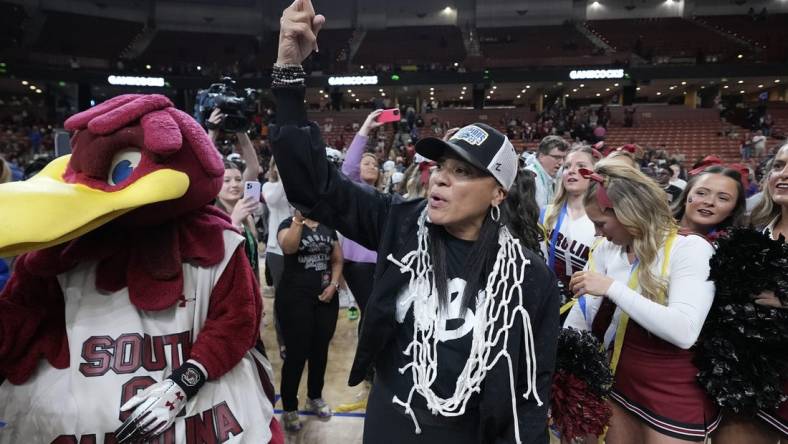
673 165 746 238
564 159 720 443
714 144 788 444
540 146 600 297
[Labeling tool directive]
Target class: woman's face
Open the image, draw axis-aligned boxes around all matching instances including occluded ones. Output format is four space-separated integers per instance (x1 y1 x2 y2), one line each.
360 155 379 185
427 156 504 238
767 146 788 208
585 200 633 246
562 151 594 195
219 168 243 204
683 173 739 230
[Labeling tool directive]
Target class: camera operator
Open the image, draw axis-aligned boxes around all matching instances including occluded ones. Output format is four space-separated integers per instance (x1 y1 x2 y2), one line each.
207 108 260 182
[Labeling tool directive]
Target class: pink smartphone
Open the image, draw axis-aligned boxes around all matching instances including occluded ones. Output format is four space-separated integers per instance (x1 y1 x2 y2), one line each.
376 108 401 124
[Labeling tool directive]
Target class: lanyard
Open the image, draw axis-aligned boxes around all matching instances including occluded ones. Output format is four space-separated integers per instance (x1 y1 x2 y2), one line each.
609 232 676 374
547 203 568 270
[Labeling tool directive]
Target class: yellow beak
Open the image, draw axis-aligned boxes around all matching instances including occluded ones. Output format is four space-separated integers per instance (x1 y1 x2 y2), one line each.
0 155 189 257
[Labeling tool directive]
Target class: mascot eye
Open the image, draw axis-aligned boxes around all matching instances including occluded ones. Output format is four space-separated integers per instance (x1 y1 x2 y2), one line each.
108 149 142 186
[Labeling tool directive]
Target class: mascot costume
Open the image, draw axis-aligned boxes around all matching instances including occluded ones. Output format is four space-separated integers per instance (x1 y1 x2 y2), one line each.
0 94 283 444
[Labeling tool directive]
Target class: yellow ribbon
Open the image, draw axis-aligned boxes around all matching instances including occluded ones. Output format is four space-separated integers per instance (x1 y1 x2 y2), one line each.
609 231 676 374
597 231 677 444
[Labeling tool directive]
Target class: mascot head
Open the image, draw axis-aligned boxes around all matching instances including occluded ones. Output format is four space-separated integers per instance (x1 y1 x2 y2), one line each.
0 94 224 257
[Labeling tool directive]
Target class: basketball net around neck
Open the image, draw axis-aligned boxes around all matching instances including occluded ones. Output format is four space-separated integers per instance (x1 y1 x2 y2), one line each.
385 208 541 444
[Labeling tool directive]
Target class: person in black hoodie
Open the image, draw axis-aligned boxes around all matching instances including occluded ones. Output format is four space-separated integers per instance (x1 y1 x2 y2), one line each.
269 2 559 443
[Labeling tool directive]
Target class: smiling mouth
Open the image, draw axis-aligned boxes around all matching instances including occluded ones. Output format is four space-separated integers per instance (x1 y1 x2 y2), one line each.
697 209 714 217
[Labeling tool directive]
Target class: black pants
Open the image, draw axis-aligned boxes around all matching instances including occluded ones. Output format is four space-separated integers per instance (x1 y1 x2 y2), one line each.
276 284 338 412
343 261 375 315
344 261 377 380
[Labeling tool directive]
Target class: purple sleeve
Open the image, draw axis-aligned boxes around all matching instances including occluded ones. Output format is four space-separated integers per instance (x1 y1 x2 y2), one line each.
341 133 369 183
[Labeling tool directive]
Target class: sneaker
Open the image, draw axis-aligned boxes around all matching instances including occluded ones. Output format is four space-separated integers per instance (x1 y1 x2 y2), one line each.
305 398 332 420
282 410 301 432
347 306 359 321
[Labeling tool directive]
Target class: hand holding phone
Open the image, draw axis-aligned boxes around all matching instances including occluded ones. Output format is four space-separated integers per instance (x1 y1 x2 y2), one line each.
243 181 261 202
376 108 401 124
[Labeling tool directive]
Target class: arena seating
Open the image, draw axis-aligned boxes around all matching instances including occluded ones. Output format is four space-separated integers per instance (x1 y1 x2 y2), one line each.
307 28 354 72
33 11 142 59
141 30 259 65
0 2 27 51
767 103 788 141
479 24 597 64
602 105 742 164
696 14 788 63
585 18 746 61
354 26 466 65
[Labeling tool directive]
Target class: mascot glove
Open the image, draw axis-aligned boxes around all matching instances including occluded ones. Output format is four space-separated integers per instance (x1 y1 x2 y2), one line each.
115 360 207 443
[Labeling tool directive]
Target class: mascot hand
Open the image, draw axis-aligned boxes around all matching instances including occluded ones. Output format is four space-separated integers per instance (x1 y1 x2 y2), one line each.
115 361 207 443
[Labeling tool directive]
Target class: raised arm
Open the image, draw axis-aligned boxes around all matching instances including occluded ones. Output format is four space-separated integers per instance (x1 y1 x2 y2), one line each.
236 132 261 182
269 0 393 251
342 110 384 182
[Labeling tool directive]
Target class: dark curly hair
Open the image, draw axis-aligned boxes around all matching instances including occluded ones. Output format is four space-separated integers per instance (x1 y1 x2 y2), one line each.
502 169 544 257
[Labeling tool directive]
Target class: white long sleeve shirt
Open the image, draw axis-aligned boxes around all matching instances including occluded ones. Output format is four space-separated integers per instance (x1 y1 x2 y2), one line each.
262 180 292 256
564 234 715 350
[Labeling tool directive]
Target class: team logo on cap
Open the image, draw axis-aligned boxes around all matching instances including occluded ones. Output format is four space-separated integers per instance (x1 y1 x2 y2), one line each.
451 125 488 146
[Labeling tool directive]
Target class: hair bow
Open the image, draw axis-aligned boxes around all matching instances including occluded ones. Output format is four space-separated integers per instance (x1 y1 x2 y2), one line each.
579 167 613 210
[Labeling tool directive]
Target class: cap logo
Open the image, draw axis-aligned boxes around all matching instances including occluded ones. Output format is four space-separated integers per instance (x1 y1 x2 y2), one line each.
451 125 488 146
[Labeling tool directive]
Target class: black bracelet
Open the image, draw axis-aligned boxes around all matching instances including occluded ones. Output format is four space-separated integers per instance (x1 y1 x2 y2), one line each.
168 362 207 399
272 63 306 89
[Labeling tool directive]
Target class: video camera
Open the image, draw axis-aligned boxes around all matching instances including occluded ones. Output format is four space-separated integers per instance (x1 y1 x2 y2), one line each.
194 77 258 133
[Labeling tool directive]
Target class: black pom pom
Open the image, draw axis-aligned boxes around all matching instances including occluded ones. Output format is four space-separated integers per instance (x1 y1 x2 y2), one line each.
696 228 788 414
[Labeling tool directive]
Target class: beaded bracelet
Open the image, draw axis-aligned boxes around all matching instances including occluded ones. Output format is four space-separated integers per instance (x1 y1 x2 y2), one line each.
272 63 306 88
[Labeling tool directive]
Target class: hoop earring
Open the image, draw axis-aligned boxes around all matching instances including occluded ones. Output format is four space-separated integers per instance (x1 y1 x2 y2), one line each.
490 204 500 222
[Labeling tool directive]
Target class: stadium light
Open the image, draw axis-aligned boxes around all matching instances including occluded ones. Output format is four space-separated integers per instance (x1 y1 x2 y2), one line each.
107 75 165 87
22 80 28 85
328 75 378 86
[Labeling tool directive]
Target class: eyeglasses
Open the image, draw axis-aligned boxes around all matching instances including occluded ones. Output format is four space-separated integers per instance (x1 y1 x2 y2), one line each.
547 154 566 162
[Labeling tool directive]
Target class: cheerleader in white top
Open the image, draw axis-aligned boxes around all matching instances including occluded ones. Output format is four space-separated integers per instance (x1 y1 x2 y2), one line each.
564 159 720 443
540 146 601 303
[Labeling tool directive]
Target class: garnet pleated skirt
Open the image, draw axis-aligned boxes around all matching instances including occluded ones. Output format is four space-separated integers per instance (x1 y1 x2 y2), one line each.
611 322 721 441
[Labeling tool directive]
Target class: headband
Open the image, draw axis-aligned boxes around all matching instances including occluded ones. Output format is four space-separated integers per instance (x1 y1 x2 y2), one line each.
579 168 613 210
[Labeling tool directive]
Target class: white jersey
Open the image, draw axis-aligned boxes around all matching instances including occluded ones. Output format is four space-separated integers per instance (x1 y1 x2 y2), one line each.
0 231 274 444
540 204 597 285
